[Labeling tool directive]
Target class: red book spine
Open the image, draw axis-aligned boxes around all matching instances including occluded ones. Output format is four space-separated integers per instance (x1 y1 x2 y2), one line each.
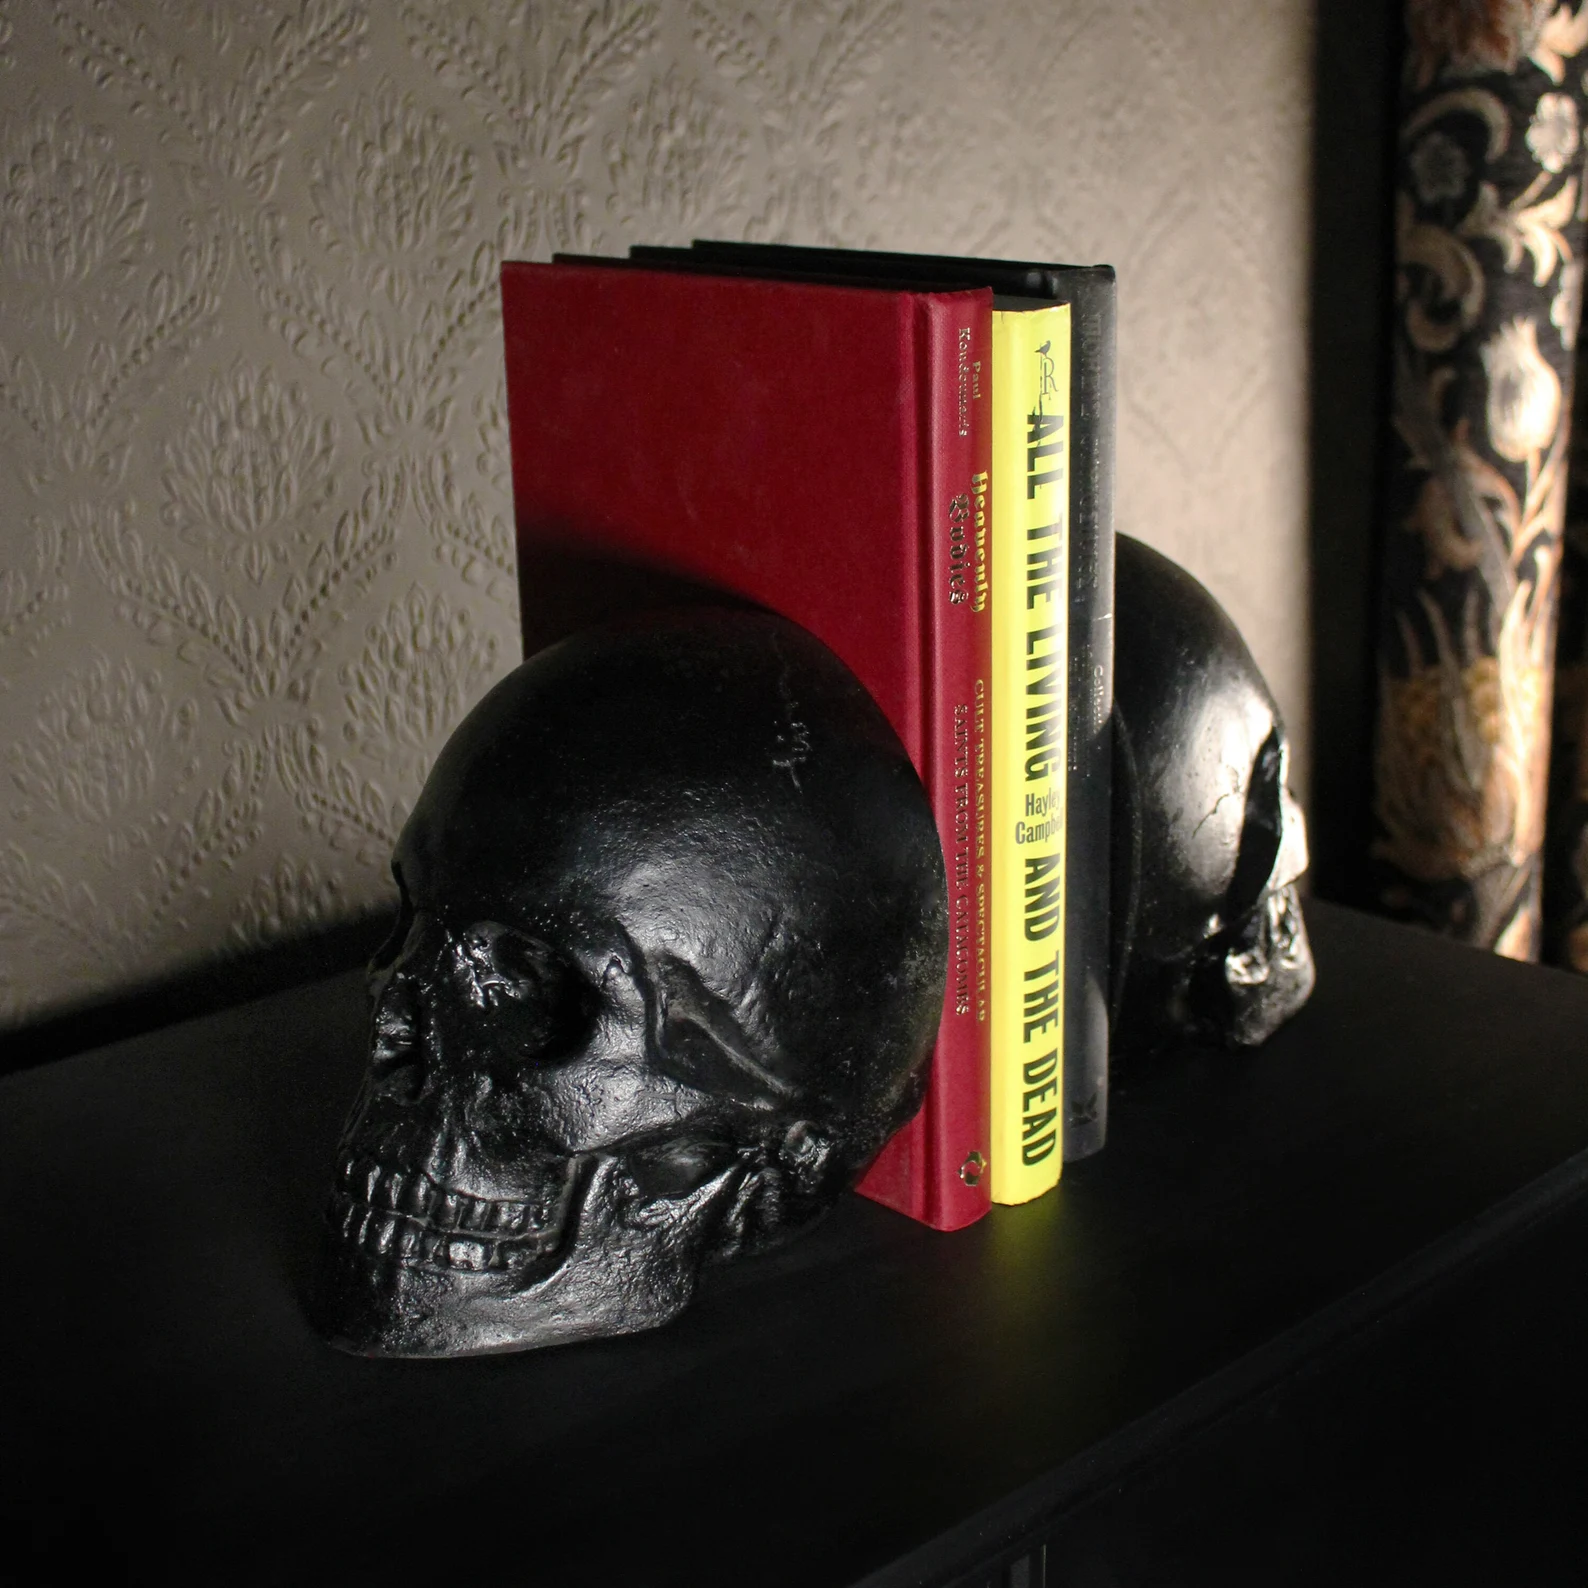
854 294 993 1230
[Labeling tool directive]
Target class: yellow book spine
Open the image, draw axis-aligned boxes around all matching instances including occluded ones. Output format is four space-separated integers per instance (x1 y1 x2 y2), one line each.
989 304 1071 1205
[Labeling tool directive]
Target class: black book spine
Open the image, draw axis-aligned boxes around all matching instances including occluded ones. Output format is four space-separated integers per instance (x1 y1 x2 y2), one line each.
1050 271 1115 1161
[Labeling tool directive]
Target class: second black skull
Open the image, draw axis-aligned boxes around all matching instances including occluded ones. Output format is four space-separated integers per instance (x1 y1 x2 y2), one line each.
1111 535 1315 1055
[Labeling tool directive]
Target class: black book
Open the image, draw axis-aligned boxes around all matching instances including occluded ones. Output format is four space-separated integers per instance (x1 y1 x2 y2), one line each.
631 241 1116 1162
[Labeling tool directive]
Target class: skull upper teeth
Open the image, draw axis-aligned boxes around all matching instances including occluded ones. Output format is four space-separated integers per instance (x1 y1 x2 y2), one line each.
329 1157 566 1272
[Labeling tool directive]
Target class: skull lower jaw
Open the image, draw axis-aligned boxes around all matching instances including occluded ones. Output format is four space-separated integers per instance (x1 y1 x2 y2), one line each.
311 1151 743 1357
313 1186 589 1358
312 1237 698 1358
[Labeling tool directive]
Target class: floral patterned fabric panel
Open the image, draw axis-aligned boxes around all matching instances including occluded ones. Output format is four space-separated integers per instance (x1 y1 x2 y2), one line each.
1374 0 1588 958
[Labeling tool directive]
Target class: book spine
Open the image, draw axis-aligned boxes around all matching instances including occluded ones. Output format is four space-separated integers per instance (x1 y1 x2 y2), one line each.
855 293 993 1230
990 304 1071 1205
1059 272 1116 1161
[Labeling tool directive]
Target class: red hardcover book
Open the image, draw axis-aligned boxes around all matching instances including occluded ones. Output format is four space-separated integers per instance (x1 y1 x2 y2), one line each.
501 260 992 1230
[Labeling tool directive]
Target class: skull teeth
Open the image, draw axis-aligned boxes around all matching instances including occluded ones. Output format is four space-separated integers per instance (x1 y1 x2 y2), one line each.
329 1157 563 1272
331 1193 517 1272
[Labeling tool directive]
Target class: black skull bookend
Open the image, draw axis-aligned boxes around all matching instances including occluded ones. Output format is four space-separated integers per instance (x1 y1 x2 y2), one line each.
312 609 947 1358
1111 535 1315 1056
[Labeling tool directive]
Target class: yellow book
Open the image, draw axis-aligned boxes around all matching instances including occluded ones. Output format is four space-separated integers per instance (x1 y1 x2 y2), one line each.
989 302 1071 1205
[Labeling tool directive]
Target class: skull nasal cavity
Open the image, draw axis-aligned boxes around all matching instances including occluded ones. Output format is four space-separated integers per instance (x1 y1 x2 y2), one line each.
370 977 427 1104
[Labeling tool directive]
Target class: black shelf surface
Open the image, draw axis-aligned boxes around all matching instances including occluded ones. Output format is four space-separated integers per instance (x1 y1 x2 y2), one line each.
5 901 1588 1584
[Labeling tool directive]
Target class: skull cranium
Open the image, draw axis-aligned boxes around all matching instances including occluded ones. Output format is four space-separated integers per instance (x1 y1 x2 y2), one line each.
312 610 947 1357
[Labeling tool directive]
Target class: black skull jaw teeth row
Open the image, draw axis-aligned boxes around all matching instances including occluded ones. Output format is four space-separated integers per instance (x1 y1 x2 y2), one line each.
325 1155 574 1276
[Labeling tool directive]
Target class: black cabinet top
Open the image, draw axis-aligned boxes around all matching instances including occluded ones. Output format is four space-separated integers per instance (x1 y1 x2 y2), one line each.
5 901 1588 1585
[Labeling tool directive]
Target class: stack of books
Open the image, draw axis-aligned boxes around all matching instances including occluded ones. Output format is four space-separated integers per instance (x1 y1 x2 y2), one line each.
501 243 1115 1231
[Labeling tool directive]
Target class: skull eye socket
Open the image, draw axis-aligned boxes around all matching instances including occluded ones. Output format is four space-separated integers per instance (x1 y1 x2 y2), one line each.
457 922 589 1027
464 926 558 1004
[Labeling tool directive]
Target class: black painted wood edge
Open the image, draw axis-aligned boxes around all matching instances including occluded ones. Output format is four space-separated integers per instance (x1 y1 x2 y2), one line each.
855 1144 1588 1588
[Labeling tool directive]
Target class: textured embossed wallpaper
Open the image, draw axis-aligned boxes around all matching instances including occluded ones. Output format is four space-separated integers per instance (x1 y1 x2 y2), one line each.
0 0 1312 1028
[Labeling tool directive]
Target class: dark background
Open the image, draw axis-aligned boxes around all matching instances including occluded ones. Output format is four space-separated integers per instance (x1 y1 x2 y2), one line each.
1304 0 1402 911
